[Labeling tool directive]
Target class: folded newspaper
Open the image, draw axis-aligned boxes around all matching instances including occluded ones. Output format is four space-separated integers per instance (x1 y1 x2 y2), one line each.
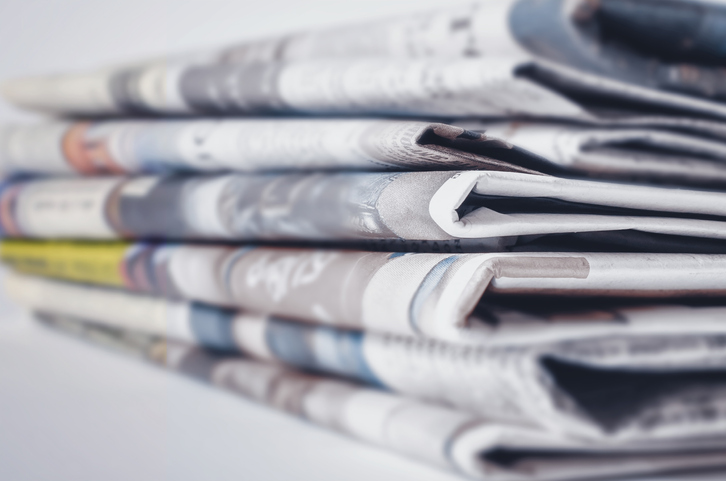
36 313 726 480
12 271 726 441
4 172 726 252
4 119 726 187
4 241 726 341
5 0 726 122
12 269 726 346
0 120 537 176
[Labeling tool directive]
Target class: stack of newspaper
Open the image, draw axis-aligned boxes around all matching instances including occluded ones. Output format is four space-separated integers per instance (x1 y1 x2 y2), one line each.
3 1 726 479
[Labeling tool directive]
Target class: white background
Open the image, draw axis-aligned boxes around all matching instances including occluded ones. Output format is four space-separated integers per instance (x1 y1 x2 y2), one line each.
0 1 725 480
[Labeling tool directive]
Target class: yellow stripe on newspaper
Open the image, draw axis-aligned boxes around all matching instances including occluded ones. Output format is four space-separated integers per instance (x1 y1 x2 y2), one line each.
0 241 129 287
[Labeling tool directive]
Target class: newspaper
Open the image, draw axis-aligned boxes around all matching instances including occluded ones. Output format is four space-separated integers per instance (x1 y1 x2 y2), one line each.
454 120 726 186
4 172 726 251
4 241 726 341
5 1 726 120
0 119 539 176
0 56 599 118
5 119 726 188
10 268 726 346
36 312 726 480
11 271 726 441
